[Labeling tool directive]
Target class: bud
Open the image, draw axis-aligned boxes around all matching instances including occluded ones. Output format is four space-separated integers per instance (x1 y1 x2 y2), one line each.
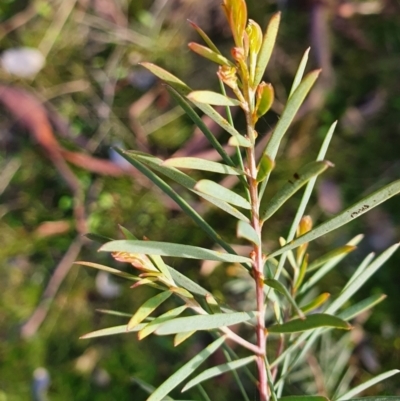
296 215 313 265
297 215 313 237
254 82 274 119
112 251 157 272
217 65 238 90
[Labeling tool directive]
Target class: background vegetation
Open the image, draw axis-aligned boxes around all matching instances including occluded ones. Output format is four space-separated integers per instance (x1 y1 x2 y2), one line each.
0 0 399 399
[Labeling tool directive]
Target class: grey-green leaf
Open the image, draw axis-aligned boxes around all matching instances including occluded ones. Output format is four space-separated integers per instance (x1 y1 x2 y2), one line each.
163 157 243 175
307 245 357 272
237 220 260 246
113 148 247 265
147 336 225 401
267 313 351 334
128 291 172 331
288 47 311 97
123 151 249 222
264 278 305 319
140 63 250 147
269 180 400 258
166 86 234 167
335 370 400 401
75 261 138 282
155 312 256 335
263 70 321 163
254 12 281 87
168 266 209 297
80 323 146 339
325 243 399 315
261 161 331 222
100 240 252 264
338 294 386 321
182 355 256 392
341 398 400 401
139 305 188 339
279 397 329 401
195 180 251 209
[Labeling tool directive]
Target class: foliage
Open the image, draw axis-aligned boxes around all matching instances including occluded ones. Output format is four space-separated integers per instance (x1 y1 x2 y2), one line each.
1 1 400 400
78 1 400 400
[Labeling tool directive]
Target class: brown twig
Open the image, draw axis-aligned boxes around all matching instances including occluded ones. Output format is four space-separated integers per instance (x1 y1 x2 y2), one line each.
20 236 85 339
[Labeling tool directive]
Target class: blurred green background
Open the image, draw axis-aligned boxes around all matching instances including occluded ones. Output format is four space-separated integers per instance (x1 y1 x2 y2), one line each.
0 0 399 399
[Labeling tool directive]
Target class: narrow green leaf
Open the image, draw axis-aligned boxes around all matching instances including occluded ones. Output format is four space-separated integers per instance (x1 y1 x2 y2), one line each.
299 234 364 295
279 397 329 401
80 324 145 339
155 312 256 335
263 70 321 163
188 19 221 54
166 86 234 167
270 181 400 258
187 102 250 147
188 42 232 66
257 154 275 183
166 90 248 164
117 226 175 283
205 293 222 314
343 398 400 401
139 305 188 339
342 252 375 292
124 151 249 222
150 254 175 285
132 378 174 400
338 294 387 321
100 240 252 264
325 243 399 315
187 91 241 106
307 245 357 272
140 63 250 147
168 266 209 297
118 225 137 239
195 180 251 209
128 291 172 331
163 157 243 175
174 331 196 346
140 62 190 95
237 220 260 246
114 149 247 267
254 12 281 87
96 309 133 318
182 356 256 392
288 47 311 97
126 150 196 188
85 233 114 243
74 261 138 282
264 279 305 318
261 161 331 222
299 293 330 314
335 370 400 401
147 336 226 401
267 313 351 334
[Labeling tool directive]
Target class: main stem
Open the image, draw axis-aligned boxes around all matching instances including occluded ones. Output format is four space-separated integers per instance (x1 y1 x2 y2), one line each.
246 135 268 401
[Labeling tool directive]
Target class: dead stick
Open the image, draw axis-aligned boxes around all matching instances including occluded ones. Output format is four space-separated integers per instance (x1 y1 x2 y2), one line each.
20 236 84 339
